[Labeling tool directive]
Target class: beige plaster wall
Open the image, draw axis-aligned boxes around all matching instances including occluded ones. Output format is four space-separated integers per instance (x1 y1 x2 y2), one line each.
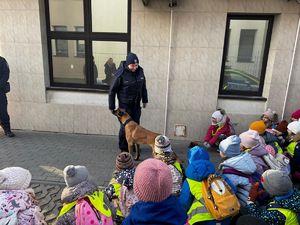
0 0 300 141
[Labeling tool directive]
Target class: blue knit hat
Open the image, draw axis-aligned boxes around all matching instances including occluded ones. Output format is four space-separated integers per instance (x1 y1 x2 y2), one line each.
219 135 241 158
126 53 139 65
187 146 209 164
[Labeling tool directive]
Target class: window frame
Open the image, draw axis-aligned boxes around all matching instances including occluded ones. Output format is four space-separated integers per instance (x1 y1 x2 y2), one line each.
52 26 69 57
218 14 274 97
44 0 131 92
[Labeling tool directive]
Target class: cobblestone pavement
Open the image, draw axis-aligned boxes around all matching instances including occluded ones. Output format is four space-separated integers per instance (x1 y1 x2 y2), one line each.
0 130 221 224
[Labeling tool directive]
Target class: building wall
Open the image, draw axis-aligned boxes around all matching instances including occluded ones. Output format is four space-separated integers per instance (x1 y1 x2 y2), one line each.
0 0 299 141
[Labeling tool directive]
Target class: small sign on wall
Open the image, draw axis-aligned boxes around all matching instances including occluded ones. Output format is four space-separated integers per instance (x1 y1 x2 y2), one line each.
174 124 187 137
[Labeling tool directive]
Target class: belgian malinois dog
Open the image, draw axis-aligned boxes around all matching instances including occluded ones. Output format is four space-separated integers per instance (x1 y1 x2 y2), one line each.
113 108 160 160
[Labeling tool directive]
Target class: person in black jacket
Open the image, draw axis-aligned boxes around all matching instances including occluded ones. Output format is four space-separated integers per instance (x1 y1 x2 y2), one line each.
109 53 148 152
0 56 14 137
103 58 116 85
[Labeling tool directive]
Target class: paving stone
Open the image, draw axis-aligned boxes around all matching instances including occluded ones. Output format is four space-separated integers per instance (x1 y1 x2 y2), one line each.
0 130 222 223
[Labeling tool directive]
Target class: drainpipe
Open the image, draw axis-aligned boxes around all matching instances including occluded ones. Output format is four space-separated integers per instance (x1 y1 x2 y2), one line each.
281 14 300 120
163 8 174 135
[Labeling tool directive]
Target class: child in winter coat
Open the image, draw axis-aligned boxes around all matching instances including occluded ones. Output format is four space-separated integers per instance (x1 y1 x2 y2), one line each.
218 135 257 207
204 108 234 148
57 165 113 225
179 146 231 225
122 158 187 225
239 130 269 176
261 108 279 130
249 120 283 155
246 169 300 225
0 167 46 225
153 135 184 196
105 152 137 223
286 120 300 179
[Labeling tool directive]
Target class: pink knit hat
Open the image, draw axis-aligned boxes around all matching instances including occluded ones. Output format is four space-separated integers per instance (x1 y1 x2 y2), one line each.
133 158 172 202
239 130 260 149
263 109 277 122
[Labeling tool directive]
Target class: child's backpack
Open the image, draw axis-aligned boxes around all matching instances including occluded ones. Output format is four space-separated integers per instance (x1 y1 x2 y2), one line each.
75 198 113 225
262 153 290 174
202 174 240 220
119 185 138 217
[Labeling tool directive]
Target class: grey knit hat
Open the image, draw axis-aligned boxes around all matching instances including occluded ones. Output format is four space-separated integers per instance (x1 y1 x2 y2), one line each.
261 169 293 196
63 165 90 187
219 135 241 158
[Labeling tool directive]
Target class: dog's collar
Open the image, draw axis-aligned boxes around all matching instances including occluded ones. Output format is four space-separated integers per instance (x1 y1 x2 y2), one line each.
123 117 134 127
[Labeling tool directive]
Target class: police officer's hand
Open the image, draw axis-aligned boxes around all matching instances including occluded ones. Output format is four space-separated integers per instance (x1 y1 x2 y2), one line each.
142 103 147 108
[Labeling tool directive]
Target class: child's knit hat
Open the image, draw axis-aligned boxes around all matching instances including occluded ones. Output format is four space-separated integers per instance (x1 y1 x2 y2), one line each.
116 152 134 171
291 109 300 120
219 135 241 158
274 120 288 133
261 169 293 196
187 146 209 164
63 165 90 187
0 167 32 190
239 130 260 149
134 158 172 202
211 110 224 125
287 120 300 135
249 120 266 135
263 109 276 121
154 135 172 154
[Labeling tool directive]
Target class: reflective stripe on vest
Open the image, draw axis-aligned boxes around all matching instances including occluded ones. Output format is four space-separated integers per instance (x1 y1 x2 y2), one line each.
268 207 298 225
57 190 111 219
111 182 124 218
274 142 283 155
186 178 214 225
287 142 297 157
173 161 183 174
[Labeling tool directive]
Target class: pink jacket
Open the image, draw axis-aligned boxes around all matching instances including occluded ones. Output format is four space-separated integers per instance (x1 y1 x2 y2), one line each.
204 117 232 146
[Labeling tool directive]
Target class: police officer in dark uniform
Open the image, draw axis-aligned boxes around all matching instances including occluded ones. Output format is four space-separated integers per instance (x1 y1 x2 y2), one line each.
0 56 14 137
109 53 148 151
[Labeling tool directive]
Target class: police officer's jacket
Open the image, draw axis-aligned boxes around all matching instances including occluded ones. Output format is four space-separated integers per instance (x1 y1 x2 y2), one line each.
109 61 148 110
0 56 9 92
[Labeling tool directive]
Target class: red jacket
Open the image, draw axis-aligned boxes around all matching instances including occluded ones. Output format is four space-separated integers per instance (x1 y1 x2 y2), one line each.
204 117 232 146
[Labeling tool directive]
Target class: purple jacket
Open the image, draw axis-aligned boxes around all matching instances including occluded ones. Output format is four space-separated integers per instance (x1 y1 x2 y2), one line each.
248 144 269 175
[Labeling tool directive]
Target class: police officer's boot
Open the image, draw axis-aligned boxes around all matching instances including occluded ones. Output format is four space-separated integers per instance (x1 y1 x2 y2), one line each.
4 130 15 137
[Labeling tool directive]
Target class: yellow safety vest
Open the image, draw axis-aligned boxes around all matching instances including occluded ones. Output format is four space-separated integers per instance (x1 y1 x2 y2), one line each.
111 182 124 218
268 206 299 225
287 141 298 157
186 178 215 225
173 161 183 174
57 190 111 219
274 142 283 155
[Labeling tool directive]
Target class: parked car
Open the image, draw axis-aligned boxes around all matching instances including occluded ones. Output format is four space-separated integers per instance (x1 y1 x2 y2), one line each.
222 68 259 92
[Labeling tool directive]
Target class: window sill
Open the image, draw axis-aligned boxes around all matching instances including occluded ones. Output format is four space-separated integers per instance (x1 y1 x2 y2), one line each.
218 94 267 101
46 86 109 93
46 89 109 106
